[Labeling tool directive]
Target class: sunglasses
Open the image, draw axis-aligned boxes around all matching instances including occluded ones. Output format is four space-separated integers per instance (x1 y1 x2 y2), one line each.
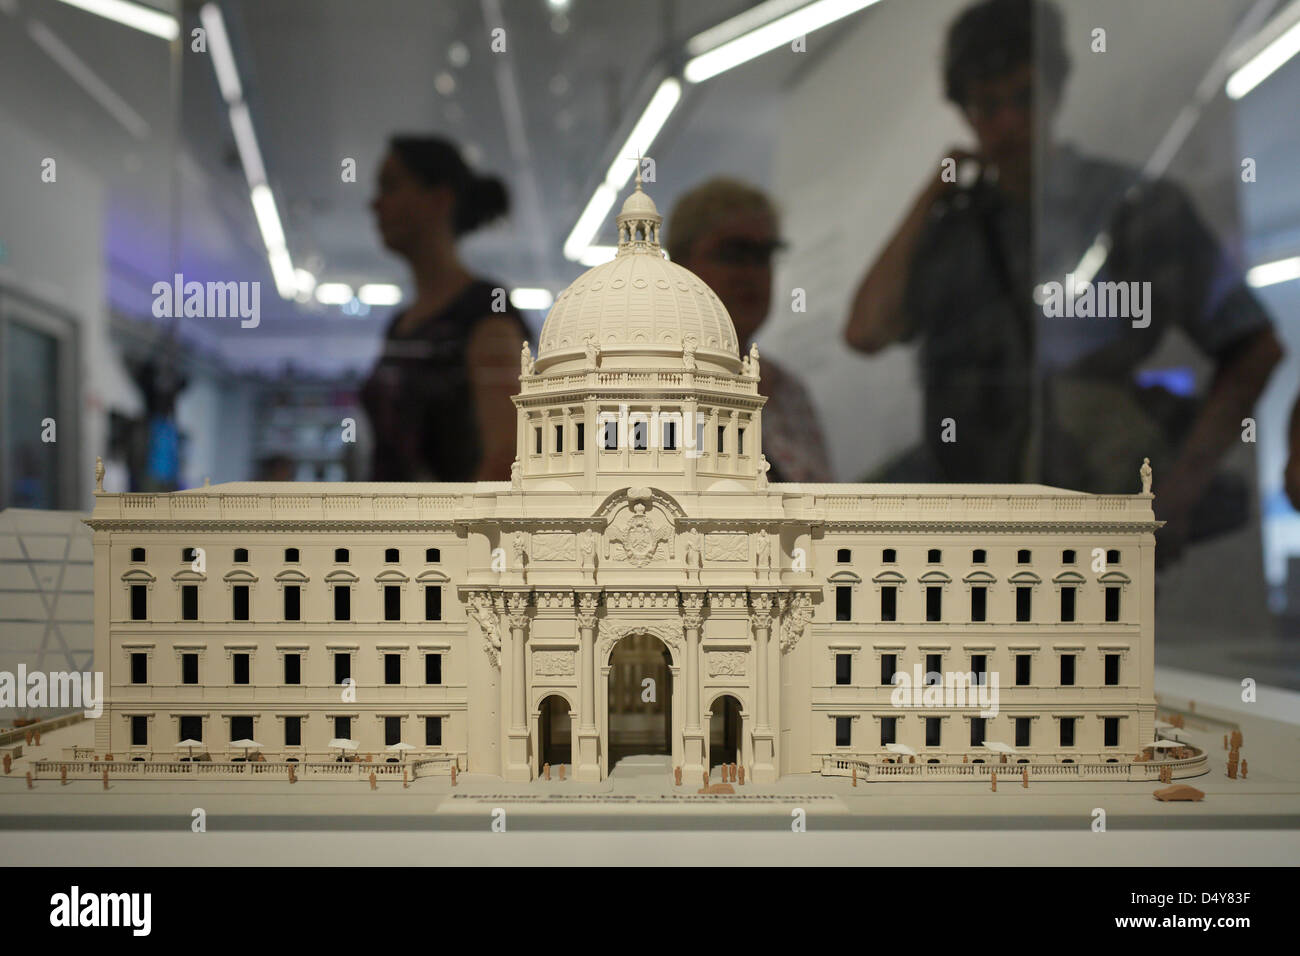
704 238 787 267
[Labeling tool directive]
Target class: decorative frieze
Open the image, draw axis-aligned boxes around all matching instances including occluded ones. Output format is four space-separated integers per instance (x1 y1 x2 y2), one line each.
533 651 576 677
705 532 748 562
532 533 576 562
706 651 747 677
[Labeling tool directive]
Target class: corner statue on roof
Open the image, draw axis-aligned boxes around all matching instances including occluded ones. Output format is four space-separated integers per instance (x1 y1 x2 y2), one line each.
85 182 1166 786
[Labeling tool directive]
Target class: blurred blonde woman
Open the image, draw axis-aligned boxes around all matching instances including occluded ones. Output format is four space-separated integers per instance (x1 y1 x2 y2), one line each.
667 178 831 483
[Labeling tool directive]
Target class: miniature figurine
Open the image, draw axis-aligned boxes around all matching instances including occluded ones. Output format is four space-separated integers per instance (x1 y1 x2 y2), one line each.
1140 456 1152 494
520 340 534 376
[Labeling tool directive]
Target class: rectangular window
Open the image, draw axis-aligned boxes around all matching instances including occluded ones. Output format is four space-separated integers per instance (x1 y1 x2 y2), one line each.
1015 717 1030 748
576 422 585 451
334 716 351 740
835 716 851 747
880 653 897 686
179 715 202 742
1016 654 1031 686
385 716 401 747
554 424 563 454
971 654 986 682
284 653 301 685
334 653 351 685
233 653 250 685
284 585 301 621
1104 653 1120 686
130 652 147 685
384 585 401 621
835 653 852 686
925 586 942 622
425 653 442 685
1060 586 1076 622
970 716 986 747
835 585 852 622
182 585 198 621
425 586 442 621
534 427 542 455
182 653 199 685
970 586 986 622
130 585 147 620
632 419 647 450
131 715 148 746
230 712 252 743
880 716 897 746
1104 716 1119 747
284 716 301 747
737 427 745 455
925 717 941 747
880 586 896 622
1060 654 1076 686
232 585 250 621
925 654 941 685
717 425 726 453
1060 717 1076 747
1015 587 1031 622
385 654 401 685
334 586 350 621
663 420 677 450
1105 587 1120 622
695 421 706 456
425 716 443 746
603 420 618 449
231 715 253 742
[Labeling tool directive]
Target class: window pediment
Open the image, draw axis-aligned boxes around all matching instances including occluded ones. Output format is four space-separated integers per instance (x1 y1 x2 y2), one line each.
962 569 996 585
274 568 310 584
324 569 359 584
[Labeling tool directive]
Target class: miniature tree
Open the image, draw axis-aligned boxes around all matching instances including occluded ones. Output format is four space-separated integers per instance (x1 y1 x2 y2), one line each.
1022 768 1029 788
991 771 997 792
543 762 551 780
1227 749 1239 779
2 753 10 775
674 766 682 786
369 771 377 790
450 764 457 786
558 764 566 781
738 766 745 786
1241 759 1248 779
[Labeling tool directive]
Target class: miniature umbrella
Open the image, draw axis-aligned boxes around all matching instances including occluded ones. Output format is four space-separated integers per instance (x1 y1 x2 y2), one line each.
1151 740 1183 749
230 738 262 760
177 738 204 759
983 742 1017 755
885 742 917 757
386 742 415 761
329 738 358 759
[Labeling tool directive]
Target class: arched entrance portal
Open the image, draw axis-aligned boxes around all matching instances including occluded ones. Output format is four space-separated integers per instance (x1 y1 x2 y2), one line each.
708 695 743 769
607 633 673 768
538 695 572 767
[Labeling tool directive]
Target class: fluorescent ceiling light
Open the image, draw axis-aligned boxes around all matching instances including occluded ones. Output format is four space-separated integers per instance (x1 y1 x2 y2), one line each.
266 246 296 300
249 184 286 251
228 102 267 187
684 0 881 83
564 184 618 261
293 269 316 297
1227 11 1300 99
577 246 617 267
603 78 681 190
315 283 354 305
1246 256 1300 287
687 0 810 56
199 2 242 103
358 283 403 306
510 288 555 311
54 0 178 41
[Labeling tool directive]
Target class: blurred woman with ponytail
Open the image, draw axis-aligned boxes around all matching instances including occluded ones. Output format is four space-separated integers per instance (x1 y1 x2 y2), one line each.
361 135 528 481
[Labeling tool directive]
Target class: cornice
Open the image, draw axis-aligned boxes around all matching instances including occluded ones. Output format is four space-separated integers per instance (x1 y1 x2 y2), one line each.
86 519 462 532
818 520 1162 534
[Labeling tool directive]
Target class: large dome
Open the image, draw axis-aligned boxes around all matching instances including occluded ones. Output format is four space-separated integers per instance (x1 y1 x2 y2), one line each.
535 183 739 373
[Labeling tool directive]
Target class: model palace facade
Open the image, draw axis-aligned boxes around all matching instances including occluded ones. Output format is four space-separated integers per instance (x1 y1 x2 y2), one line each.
87 184 1158 782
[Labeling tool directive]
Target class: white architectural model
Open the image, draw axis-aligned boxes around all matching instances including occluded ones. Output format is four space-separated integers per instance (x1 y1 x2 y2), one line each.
86 183 1159 784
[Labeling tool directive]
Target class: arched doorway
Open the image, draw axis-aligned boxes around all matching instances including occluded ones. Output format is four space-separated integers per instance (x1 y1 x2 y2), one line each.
607 633 673 767
538 695 572 767
708 694 743 769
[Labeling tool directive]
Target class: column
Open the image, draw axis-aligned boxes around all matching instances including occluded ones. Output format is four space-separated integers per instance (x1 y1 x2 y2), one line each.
681 591 706 780
750 592 777 782
504 591 531 781
575 590 601 782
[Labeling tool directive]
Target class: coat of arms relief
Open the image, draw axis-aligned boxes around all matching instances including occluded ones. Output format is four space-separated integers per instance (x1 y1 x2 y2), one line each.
604 489 673 567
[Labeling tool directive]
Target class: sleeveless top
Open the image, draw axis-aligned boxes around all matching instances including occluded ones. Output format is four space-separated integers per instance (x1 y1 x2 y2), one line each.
359 279 528 482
